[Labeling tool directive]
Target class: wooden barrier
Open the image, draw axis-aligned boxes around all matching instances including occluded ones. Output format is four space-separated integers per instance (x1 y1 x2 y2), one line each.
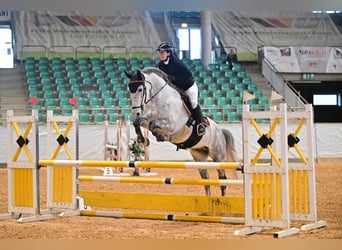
235 103 326 238
0 110 53 223
79 191 244 217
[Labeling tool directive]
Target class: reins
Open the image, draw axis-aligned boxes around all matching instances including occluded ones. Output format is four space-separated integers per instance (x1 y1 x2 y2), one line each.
145 80 168 104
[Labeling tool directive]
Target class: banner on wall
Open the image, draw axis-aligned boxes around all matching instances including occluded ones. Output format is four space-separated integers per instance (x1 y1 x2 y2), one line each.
264 46 342 73
13 11 161 58
212 11 342 61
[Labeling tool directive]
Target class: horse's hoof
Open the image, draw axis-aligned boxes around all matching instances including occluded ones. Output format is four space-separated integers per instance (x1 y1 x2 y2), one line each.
137 138 145 144
144 138 150 147
156 134 169 142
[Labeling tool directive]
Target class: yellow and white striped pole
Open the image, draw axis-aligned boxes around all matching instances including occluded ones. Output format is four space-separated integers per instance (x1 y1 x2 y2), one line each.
39 159 242 170
81 210 244 224
78 175 243 186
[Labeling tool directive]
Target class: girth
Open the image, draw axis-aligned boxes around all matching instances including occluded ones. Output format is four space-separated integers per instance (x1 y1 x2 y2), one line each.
174 117 203 150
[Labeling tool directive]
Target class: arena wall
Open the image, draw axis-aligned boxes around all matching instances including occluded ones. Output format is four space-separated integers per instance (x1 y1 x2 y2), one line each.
0 122 340 164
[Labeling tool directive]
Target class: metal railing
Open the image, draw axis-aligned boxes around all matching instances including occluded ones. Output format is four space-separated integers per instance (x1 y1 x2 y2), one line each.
19 44 158 61
261 56 307 108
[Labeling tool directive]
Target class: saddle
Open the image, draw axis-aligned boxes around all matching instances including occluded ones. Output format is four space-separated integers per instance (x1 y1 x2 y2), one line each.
180 94 209 128
173 95 210 150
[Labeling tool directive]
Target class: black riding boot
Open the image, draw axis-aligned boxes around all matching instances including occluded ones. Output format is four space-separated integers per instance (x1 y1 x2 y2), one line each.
192 105 206 136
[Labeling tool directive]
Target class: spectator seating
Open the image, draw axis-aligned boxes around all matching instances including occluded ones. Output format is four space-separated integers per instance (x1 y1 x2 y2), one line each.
23 56 269 124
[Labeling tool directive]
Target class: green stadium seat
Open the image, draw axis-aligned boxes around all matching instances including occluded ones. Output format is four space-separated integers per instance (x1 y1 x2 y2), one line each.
25 57 35 64
82 77 93 86
207 84 218 92
61 109 73 116
101 90 112 99
129 57 139 65
59 96 70 106
65 64 76 72
199 89 210 99
237 71 247 79
55 77 66 85
203 97 215 107
207 63 218 71
216 97 228 107
65 57 75 64
118 98 130 108
108 113 119 124
142 57 153 67
25 64 35 72
79 113 90 124
226 112 239 122
27 77 37 85
43 91 55 99
224 71 234 78
89 97 100 107
115 90 127 100
120 108 132 121
230 96 242 106
67 71 78 79
93 112 105 124
212 90 223 99
98 85 108 93
104 98 115 108
212 111 224 122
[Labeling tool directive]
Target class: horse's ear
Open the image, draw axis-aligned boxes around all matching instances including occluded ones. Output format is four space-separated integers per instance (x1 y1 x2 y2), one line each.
137 70 143 80
124 70 131 79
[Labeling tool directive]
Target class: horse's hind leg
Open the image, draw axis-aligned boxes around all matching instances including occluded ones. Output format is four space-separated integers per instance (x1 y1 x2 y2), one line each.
190 149 211 196
211 154 228 196
217 169 227 196
198 169 211 196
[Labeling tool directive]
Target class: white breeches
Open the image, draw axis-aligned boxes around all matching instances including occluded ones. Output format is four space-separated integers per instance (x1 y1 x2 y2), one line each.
184 83 198 109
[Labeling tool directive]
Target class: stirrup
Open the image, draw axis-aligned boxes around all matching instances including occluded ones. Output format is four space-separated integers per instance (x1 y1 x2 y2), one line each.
197 123 206 136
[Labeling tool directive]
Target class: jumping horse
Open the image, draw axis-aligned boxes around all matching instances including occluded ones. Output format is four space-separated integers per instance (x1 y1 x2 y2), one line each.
125 67 239 196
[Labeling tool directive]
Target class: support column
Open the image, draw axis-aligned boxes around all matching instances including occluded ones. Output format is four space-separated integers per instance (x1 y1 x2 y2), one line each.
200 11 212 68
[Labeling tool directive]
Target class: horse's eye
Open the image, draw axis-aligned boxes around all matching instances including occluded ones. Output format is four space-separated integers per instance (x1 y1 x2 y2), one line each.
138 88 143 92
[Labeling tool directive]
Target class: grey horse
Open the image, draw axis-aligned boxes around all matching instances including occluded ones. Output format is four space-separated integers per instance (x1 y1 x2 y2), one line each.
125 67 239 196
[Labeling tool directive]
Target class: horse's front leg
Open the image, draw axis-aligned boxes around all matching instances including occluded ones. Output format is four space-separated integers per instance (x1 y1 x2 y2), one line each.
149 120 170 142
133 118 150 146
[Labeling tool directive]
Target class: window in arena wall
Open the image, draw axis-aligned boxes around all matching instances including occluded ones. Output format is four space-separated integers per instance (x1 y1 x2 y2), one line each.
313 94 340 106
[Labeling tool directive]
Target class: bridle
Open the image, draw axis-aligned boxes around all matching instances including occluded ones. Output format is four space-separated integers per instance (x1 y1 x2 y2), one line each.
129 77 168 112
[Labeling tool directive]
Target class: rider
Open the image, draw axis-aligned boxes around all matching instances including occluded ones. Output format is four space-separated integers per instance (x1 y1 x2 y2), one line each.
156 42 206 136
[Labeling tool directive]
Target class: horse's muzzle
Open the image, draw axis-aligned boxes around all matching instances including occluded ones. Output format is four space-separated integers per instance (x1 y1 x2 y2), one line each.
131 106 143 117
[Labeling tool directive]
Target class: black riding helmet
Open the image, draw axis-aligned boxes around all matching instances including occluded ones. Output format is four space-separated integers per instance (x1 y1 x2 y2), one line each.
156 42 173 54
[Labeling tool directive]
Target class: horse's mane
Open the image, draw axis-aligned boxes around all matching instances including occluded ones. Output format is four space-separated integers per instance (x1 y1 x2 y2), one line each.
141 67 184 94
142 67 169 82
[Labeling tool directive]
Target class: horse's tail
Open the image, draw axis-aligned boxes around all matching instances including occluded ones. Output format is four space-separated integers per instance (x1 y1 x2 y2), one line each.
222 128 238 162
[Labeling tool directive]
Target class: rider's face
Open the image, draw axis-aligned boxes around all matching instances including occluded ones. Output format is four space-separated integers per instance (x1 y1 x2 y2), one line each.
158 50 169 61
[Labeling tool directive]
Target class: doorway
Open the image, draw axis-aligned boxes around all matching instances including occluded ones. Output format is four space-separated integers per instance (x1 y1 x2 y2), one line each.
177 28 201 60
0 26 14 68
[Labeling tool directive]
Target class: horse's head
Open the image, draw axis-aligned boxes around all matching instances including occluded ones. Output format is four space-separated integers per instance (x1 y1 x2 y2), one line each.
125 70 146 119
